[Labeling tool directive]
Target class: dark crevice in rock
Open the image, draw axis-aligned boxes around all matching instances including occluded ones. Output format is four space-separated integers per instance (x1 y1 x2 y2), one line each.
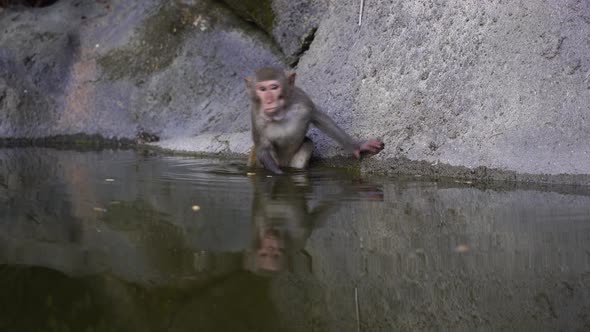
136 130 160 144
212 0 319 68
290 27 317 67
212 0 289 66
217 0 274 33
0 0 59 8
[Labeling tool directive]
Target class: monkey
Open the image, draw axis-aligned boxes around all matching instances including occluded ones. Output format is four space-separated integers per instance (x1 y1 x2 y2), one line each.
244 174 340 275
245 67 384 174
244 172 384 275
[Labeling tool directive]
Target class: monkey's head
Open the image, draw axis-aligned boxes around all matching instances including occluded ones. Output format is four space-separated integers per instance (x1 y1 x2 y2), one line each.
245 67 296 117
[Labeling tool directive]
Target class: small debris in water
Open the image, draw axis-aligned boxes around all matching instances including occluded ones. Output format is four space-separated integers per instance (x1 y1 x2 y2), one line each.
454 244 470 253
191 205 201 211
266 175 273 178
105 178 115 182
246 172 256 176
355 287 360 332
93 207 107 213
193 15 202 27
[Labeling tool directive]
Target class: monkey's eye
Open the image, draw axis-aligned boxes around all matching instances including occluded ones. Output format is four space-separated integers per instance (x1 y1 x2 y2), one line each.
258 87 267 92
269 85 279 90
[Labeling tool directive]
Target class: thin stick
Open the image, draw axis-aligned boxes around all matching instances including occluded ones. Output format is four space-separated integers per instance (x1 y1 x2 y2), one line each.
355 287 361 332
358 0 365 26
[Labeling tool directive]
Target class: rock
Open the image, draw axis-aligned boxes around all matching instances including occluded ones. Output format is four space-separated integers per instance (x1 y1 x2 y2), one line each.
0 0 284 139
222 0 328 64
2 0 590 178
295 0 590 175
152 131 251 155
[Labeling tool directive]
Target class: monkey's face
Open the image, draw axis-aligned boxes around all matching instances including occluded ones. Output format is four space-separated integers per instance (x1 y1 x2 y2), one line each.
255 80 284 115
255 231 285 272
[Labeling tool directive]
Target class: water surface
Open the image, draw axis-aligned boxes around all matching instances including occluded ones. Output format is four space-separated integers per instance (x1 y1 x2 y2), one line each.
1 148 590 331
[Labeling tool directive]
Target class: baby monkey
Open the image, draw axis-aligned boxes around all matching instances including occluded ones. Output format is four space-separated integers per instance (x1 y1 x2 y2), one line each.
246 67 384 174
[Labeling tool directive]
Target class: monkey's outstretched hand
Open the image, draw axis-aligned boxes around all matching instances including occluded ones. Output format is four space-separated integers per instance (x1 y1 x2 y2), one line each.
353 139 384 159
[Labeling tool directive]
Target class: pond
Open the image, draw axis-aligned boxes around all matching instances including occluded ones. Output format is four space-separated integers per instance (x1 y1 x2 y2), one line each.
1 148 589 331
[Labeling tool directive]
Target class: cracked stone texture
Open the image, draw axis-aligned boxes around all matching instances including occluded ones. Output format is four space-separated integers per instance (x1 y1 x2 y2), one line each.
155 131 251 155
1 0 590 178
270 0 328 64
221 0 328 64
295 0 590 175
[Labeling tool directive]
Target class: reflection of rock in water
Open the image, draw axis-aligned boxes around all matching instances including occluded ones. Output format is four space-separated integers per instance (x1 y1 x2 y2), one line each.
269 182 590 331
1 148 590 331
0 148 253 284
244 174 355 276
0 265 280 332
244 173 385 331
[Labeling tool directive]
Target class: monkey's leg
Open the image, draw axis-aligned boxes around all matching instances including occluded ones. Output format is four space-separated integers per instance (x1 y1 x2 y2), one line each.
289 137 313 169
247 147 257 167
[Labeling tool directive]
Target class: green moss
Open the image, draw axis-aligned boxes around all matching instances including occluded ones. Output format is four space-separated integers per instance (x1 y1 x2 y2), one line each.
221 0 274 33
97 3 200 81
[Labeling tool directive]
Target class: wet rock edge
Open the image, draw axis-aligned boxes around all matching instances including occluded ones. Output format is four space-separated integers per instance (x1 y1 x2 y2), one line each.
2 136 590 193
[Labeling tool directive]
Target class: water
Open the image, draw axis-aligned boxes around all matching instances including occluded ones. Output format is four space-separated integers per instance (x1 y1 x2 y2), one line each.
1 148 590 331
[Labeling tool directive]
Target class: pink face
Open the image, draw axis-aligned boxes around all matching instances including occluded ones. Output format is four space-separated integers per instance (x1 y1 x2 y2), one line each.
255 80 284 115
255 232 285 272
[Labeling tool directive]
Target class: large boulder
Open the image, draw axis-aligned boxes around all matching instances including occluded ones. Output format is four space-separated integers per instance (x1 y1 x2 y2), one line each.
0 0 284 139
295 0 590 175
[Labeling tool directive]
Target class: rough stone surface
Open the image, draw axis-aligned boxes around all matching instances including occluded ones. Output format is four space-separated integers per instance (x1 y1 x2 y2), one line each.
154 131 251 155
221 0 328 64
270 0 328 64
1 0 590 181
0 0 284 139
295 0 590 176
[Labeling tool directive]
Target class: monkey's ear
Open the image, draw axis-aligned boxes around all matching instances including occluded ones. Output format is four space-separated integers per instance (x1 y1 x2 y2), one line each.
244 76 253 90
287 72 296 86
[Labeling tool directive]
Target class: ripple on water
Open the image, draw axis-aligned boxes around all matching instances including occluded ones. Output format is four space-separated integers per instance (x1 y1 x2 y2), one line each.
1 148 590 331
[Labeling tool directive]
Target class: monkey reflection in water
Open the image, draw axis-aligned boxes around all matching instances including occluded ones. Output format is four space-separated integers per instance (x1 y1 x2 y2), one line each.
243 174 383 276
246 67 385 174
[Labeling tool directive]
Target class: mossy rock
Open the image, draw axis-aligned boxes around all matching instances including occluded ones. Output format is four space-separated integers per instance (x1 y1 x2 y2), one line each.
220 0 274 33
97 2 201 81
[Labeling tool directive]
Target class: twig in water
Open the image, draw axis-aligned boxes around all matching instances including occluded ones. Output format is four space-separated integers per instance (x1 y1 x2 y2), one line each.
355 287 361 332
358 0 365 26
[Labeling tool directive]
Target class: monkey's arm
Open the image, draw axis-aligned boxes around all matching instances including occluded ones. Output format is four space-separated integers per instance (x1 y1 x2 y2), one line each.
251 114 283 174
311 110 358 153
312 109 385 158
256 144 283 174
247 149 257 167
